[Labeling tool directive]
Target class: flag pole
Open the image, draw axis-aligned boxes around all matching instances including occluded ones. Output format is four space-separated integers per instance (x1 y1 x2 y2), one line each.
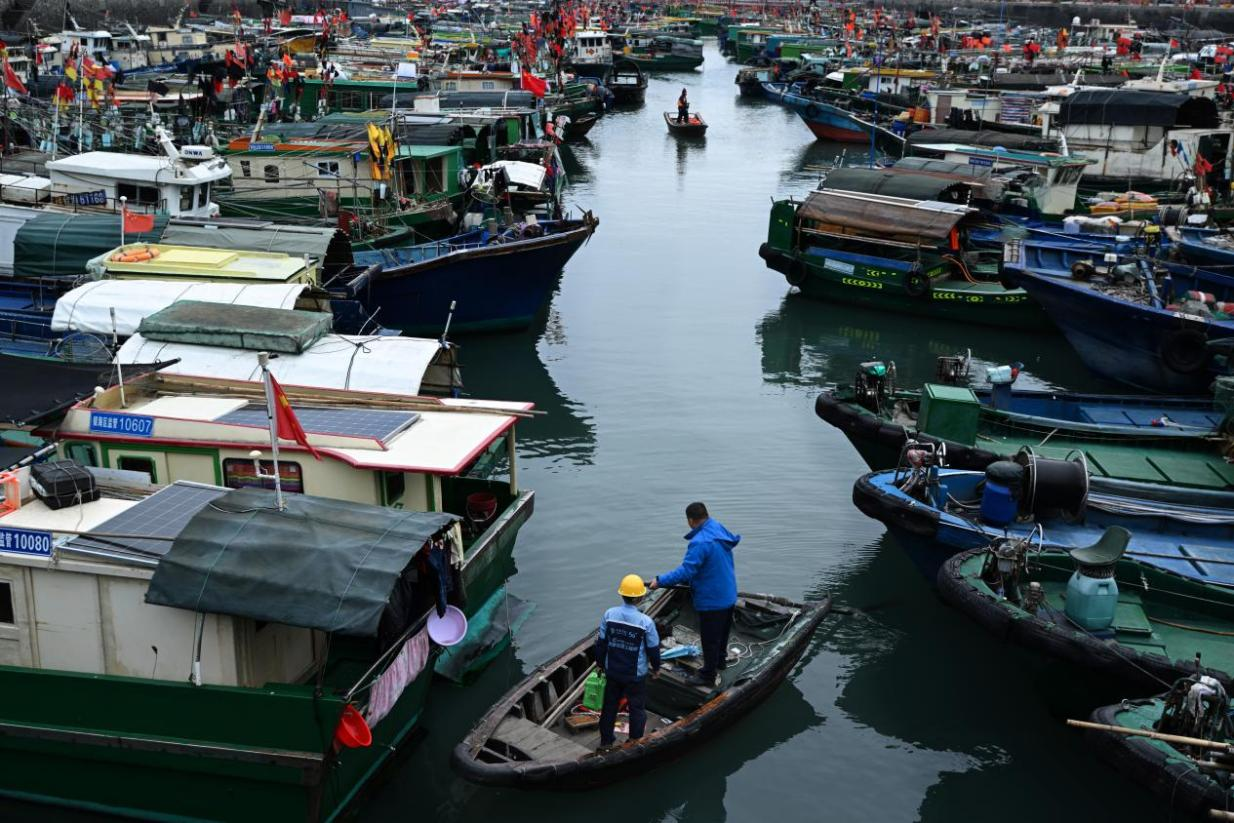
119 194 126 247
258 351 286 511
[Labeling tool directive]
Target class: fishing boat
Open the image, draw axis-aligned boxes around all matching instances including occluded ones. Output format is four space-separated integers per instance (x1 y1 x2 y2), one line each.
853 458 1234 585
1008 261 1234 393
815 355 1234 492
758 190 1043 329
735 65 774 96
608 59 647 104
564 112 601 141
938 530 1234 688
617 33 705 71
1078 677 1234 818
452 588 832 788
347 213 598 335
782 92 880 144
664 111 708 136
0 467 458 821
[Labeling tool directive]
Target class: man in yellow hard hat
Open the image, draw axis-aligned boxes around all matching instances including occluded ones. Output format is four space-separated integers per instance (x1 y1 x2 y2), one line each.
594 574 661 749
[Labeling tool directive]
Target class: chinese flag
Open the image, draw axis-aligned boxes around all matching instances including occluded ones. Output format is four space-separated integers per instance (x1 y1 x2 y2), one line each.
122 206 155 234
3 61 26 95
270 374 322 460
521 71 547 98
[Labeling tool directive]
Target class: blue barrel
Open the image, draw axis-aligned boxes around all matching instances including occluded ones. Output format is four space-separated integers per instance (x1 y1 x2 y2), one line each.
980 481 1017 527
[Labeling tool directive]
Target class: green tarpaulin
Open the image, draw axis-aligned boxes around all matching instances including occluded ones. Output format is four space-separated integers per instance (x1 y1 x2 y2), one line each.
145 488 458 637
13 212 168 278
137 301 332 353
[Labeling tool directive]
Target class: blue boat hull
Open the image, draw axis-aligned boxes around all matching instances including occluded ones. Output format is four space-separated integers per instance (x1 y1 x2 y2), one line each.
853 468 1234 587
350 218 597 335
1011 267 1234 393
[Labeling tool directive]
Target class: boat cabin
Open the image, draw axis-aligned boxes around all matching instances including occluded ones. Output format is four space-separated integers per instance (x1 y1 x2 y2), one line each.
904 144 1092 216
52 373 533 608
438 71 517 92
42 145 230 218
569 30 614 67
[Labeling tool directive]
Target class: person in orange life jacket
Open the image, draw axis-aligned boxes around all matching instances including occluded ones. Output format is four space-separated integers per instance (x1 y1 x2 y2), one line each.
677 88 689 123
649 502 739 688
594 575 661 748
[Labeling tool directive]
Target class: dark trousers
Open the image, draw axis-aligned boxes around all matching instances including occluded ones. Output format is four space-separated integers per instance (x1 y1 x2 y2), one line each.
598 676 647 746
677 106 688 123
697 606 734 677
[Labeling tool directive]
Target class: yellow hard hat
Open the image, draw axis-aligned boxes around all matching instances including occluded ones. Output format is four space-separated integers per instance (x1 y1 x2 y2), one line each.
618 574 647 598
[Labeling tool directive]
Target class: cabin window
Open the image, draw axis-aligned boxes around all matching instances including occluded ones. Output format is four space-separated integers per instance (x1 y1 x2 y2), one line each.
64 442 97 467
199 183 211 207
223 458 304 494
239 160 251 178
263 164 280 184
382 471 406 506
482 81 495 90
333 90 364 109
179 185 194 212
117 183 159 206
314 161 340 177
117 455 157 482
0 582 12 624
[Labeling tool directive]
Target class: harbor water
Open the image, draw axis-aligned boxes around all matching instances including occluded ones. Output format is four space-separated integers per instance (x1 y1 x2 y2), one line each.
357 43 1170 823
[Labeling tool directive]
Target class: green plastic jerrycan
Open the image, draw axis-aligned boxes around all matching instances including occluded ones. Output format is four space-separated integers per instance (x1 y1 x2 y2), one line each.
583 670 607 712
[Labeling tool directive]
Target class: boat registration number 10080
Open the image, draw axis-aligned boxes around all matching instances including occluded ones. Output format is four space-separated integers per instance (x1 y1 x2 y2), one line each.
0 527 53 557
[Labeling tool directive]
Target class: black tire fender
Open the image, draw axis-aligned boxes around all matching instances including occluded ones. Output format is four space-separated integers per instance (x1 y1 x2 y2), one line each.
905 269 932 298
1160 328 1210 375
805 102 821 118
786 259 807 287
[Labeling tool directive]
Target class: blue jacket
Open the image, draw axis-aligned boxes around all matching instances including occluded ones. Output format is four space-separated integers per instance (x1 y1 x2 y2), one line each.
595 604 661 681
657 518 740 611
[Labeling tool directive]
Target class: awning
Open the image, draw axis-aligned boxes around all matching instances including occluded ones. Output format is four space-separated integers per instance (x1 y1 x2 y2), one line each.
1057 90 1219 128
116 331 453 395
798 190 977 240
145 488 458 637
14 212 168 278
0 353 164 428
51 281 309 336
821 167 982 203
160 221 352 269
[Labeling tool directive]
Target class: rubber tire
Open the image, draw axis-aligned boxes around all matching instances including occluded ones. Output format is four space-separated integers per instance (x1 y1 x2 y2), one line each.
1160 328 1210 375
905 271 932 298
1070 261 1097 281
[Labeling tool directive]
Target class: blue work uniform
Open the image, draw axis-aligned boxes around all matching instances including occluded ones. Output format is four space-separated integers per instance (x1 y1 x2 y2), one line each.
594 604 661 745
657 518 740 679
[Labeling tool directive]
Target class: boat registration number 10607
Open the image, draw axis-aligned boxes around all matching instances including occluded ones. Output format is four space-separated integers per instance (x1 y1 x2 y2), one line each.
0 527 53 557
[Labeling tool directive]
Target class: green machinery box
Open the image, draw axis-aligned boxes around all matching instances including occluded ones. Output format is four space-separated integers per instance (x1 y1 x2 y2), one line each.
918 383 980 446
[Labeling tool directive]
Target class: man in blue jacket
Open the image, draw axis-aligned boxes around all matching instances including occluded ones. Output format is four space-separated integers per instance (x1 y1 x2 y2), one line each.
649 502 739 688
595 574 662 749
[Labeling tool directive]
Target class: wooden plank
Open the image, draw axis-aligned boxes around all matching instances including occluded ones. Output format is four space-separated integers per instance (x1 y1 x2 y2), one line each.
492 717 590 761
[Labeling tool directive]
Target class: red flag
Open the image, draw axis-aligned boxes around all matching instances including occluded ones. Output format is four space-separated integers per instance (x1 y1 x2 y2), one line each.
122 206 155 234
521 71 547 98
270 374 322 460
3 61 26 95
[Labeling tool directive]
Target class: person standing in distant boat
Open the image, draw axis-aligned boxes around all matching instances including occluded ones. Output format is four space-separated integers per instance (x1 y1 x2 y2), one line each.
649 502 739 688
677 88 689 123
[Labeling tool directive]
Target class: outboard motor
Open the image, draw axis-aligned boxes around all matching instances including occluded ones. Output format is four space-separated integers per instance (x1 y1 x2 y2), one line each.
854 360 894 412
1063 526 1130 632
935 350 970 385
985 362 1021 410
1014 448 1089 519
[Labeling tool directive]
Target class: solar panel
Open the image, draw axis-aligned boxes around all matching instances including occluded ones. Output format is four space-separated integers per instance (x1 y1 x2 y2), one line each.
64 482 230 562
217 404 420 444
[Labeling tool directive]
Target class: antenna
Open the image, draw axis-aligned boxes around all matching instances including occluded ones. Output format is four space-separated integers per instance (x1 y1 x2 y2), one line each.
440 299 457 344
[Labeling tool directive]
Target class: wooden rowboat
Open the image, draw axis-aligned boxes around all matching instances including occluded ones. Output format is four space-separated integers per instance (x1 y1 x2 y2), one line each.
451 588 831 789
664 111 708 136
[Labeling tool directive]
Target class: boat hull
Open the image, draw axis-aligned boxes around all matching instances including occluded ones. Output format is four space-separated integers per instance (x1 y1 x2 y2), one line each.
452 591 831 789
0 656 433 822
461 490 534 613
1012 267 1234 393
760 244 1043 330
351 219 596 335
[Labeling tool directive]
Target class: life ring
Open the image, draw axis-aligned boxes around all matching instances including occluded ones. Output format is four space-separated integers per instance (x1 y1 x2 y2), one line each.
805 102 822 118
1070 261 1097 281
905 270 932 298
1160 328 1209 374
786 259 807 287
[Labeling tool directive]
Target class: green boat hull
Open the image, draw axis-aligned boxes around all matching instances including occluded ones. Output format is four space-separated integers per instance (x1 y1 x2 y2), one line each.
0 657 433 822
764 247 1043 330
624 53 704 71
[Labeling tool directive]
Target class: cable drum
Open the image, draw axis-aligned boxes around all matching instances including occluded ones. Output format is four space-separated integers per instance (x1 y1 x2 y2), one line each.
1015 447 1089 519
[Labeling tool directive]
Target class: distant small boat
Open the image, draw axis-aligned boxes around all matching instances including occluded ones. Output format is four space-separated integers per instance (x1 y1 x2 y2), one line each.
664 111 707 136
452 587 831 789
565 112 601 141
608 59 647 104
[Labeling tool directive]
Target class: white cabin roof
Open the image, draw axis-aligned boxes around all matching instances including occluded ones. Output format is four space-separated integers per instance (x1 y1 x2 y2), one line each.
47 152 231 186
